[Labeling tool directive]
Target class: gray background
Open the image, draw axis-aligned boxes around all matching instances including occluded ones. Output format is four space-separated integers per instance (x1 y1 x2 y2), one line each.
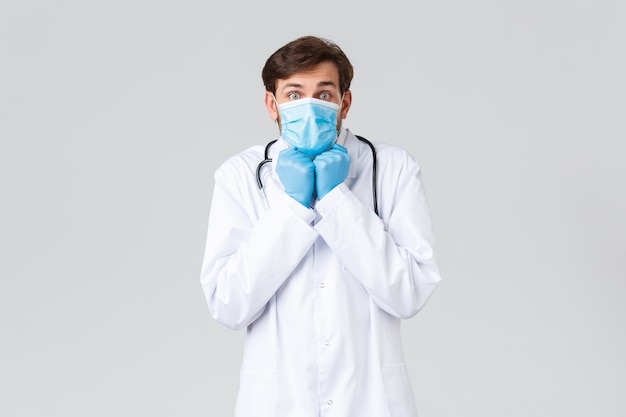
1 0 624 416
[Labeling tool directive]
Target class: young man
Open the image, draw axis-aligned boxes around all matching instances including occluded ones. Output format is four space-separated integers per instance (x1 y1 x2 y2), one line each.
200 35 441 417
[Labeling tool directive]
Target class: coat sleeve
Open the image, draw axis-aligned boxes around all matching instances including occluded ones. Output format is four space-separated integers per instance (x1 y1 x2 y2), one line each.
315 147 441 319
200 155 319 330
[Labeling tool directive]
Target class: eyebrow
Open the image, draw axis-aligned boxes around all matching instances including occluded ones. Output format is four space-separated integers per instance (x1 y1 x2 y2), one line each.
280 80 338 92
317 81 338 89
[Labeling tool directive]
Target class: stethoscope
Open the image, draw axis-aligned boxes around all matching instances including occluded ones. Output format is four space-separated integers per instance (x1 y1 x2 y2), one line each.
256 135 379 216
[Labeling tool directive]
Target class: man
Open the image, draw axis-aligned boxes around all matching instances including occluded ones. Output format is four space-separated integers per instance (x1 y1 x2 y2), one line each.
200 35 441 417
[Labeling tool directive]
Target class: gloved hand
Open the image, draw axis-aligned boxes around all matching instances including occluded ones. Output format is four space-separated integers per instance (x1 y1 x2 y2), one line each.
313 144 350 200
276 147 315 207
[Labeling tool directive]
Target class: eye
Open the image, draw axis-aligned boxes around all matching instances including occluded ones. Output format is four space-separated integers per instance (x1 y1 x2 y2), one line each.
319 92 331 100
288 92 300 100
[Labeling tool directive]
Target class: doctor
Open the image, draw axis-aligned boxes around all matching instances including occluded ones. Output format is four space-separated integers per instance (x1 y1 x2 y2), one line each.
200 35 441 417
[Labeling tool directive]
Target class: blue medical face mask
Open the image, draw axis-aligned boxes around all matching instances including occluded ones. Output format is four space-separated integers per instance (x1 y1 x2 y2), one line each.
277 97 340 157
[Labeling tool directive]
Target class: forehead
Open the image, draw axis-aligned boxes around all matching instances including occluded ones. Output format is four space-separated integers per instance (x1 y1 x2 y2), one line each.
276 61 340 92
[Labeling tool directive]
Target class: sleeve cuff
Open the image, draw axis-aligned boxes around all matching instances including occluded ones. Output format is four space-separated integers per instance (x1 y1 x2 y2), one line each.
315 183 350 217
280 192 317 223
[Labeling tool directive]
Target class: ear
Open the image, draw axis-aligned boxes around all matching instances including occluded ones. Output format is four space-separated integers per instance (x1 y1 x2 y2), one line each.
265 91 279 121
340 90 352 119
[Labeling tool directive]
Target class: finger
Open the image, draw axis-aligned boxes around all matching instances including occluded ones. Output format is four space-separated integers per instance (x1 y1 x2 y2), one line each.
331 143 348 153
279 147 299 159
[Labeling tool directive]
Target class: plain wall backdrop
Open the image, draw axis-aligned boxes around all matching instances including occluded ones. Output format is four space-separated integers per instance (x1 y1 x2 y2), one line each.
1 1 624 416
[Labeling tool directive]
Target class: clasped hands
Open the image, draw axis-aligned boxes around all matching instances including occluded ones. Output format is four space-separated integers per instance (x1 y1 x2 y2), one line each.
276 144 350 207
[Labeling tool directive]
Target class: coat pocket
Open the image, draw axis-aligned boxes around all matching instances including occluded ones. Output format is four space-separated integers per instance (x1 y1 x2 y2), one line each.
380 364 419 417
234 370 276 417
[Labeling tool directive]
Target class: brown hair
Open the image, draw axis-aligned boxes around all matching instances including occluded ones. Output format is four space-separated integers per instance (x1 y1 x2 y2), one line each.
262 36 354 95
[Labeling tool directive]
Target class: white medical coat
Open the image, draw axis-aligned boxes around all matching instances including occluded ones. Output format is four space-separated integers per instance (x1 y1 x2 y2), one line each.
200 128 441 417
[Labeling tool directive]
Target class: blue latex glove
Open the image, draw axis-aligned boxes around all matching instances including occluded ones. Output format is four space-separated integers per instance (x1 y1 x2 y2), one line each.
313 144 350 200
276 147 315 207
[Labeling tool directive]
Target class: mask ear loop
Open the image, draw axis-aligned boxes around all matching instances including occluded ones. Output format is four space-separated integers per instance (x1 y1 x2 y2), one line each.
334 92 346 142
271 94 280 123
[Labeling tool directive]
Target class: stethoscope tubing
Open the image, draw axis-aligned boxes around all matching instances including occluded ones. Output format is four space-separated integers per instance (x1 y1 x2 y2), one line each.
256 136 378 216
